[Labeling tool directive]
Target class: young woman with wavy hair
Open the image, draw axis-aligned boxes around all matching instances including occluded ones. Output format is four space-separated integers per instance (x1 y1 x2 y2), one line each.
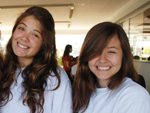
73 22 150 113
0 6 72 113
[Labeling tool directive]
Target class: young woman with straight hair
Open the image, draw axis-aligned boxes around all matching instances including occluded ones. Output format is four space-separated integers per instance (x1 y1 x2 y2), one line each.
73 22 150 113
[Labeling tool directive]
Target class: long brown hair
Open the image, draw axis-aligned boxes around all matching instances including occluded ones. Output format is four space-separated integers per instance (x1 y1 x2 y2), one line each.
0 54 3 70
73 22 138 112
62 44 72 62
0 6 60 113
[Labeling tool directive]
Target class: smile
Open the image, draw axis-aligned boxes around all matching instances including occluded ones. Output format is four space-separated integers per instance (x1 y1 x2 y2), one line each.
97 66 110 70
18 43 28 49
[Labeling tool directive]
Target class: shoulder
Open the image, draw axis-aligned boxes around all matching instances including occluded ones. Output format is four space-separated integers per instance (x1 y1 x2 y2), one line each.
57 66 69 82
121 77 148 92
112 77 150 113
117 77 150 101
49 66 70 86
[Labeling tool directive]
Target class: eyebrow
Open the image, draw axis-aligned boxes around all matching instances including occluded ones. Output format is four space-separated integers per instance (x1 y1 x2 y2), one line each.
107 46 118 50
19 22 42 35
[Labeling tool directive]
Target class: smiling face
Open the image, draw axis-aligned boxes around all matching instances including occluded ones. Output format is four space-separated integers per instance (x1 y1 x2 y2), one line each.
88 35 123 88
12 15 43 67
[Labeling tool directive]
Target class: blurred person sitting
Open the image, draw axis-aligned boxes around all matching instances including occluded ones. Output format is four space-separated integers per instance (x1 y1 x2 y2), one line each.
137 74 146 88
133 55 140 60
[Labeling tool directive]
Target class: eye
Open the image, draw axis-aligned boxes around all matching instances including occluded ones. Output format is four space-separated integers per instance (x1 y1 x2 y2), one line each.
18 27 24 31
33 33 39 38
108 51 116 54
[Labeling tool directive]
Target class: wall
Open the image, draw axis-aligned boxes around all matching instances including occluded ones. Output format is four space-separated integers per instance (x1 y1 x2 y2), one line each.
133 60 150 93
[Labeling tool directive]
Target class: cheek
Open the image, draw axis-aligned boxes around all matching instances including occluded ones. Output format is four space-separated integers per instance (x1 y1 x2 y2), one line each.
12 36 16 48
12 30 20 39
12 33 16 41
11 31 21 46
88 60 93 70
88 59 96 69
113 55 122 69
32 39 43 51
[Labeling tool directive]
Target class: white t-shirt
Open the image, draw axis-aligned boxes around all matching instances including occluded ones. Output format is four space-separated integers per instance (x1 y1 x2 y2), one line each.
1 66 72 113
79 77 150 113
71 64 77 76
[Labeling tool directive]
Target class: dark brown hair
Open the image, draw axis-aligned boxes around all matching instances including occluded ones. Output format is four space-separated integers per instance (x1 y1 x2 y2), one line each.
62 44 72 62
0 6 60 113
73 22 138 112
0 54 3 69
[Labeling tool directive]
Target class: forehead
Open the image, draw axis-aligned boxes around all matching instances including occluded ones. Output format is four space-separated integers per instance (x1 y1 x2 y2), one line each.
19 16 42 31
92 35 121 56
95 35 121 49
107 35 121 47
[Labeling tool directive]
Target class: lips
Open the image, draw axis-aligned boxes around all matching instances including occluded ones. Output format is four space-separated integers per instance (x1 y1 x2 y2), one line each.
97 66 110 70
18 42 28 49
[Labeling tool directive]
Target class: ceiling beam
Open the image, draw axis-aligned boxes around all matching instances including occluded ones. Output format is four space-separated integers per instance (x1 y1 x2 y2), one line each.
69 6 74 18
0 4 74 9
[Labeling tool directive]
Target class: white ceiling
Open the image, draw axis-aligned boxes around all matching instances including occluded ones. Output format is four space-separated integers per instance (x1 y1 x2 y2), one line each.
0 0 149 36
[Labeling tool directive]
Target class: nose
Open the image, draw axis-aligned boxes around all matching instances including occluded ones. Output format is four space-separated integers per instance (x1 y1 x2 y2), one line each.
98 52 107 63
21 33 29 42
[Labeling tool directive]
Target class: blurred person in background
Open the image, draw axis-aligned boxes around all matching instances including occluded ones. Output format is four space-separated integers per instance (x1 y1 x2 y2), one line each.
62 44 73 84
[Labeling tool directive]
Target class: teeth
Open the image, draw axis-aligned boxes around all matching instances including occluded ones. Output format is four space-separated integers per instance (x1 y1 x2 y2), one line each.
97 67 109 70
18 43 28 49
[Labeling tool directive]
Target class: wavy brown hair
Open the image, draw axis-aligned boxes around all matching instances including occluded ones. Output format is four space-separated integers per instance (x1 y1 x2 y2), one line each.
0 54 3 104
73 22 138 113
0 6 60 113
0 54 3 71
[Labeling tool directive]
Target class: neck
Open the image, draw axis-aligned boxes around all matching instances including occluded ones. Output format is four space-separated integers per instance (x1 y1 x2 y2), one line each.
18 57 33 67
96 79 108 88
